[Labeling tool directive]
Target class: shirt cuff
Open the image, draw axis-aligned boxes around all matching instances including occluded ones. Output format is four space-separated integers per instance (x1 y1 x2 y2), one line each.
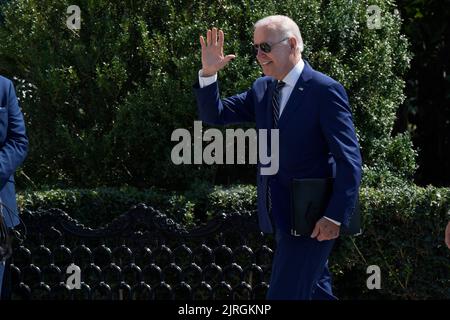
198 70 217 88
324 216 341 226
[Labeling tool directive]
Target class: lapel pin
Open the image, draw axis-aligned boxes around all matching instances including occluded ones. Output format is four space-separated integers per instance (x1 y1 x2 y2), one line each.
299 87 304 91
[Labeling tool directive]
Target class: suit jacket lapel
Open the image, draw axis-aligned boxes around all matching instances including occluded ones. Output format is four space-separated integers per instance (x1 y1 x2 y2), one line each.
278 60 313 129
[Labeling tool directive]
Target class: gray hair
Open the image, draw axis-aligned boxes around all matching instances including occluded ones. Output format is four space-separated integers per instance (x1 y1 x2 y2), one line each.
254 15 304 53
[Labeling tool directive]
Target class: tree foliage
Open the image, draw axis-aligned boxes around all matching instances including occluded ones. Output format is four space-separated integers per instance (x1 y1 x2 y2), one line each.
0 0 415 189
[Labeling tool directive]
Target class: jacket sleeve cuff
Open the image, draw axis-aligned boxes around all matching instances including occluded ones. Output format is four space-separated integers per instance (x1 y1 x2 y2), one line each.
198 70 217 88
324 216 341 226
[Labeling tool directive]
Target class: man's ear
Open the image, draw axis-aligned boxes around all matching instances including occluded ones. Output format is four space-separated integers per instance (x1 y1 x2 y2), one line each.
289 37 297 51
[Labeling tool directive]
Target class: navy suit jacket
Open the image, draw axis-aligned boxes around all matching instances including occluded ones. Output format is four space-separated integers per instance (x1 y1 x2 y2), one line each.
0 76 28 228
194 61 362 234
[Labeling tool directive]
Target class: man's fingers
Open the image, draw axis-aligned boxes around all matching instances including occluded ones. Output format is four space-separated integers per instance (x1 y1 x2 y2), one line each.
206 29 211 46
223 54 236 63
316 229 326 241
212 27 218 46
204 28 219 47
310 224 320 238
217 55 235 71
200 35 206 48
218 29 224 48
201 28 233 73
311 220 338 241
317 232 332 242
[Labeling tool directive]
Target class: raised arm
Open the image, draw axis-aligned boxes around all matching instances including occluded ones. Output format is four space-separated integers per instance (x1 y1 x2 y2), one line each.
194 28 255 126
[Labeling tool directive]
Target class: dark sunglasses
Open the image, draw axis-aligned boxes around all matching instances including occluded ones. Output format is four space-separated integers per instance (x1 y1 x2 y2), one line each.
253 37 289 53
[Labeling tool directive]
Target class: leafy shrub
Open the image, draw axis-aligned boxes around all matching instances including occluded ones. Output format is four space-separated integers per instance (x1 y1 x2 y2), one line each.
0 0 415 189
17 187 196 227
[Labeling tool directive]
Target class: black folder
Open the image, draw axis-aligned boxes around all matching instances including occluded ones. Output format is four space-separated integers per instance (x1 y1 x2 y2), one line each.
291 178 362 236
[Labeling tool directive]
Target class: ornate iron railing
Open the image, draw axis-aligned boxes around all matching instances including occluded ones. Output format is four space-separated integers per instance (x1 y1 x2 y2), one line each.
6 204 274 300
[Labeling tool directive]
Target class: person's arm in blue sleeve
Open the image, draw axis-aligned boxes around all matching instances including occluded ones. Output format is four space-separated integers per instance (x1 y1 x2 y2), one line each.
0 78 29 189
320 82 362 227
193 27 255 126
193 70 255 125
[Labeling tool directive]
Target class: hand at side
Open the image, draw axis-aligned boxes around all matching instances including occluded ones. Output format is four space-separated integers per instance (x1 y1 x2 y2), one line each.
311 217 340 241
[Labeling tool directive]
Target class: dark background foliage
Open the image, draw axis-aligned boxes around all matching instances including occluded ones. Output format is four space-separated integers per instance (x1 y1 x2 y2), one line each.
394 0 450 187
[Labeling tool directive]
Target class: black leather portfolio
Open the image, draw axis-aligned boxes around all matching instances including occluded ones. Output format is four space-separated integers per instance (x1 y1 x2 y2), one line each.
291 178 362 236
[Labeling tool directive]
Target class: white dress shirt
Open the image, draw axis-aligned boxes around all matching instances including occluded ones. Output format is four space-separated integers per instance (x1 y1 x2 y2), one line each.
198 60 341 227
277 59 304 115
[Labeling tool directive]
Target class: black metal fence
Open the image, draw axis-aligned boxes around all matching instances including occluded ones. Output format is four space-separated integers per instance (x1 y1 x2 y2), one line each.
5 204 274 300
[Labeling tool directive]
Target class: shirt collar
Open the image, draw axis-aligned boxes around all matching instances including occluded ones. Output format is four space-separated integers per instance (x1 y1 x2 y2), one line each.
281 59 304 87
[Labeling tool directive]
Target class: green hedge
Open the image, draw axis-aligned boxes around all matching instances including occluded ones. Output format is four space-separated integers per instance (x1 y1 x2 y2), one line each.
17 186 197 228
0 0 415 189
17 183 450 299
333 185 450 299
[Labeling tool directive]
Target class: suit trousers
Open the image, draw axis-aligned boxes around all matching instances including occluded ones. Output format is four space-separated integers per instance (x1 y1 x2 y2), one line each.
266 228 337 300
0 256 13 300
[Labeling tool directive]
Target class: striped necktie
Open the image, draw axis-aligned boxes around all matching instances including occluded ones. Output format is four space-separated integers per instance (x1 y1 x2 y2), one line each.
267 80 285 216
272 81 285 128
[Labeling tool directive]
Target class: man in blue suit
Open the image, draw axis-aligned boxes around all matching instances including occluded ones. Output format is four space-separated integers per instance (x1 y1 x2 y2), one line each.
0 75 29 298
194 15 362 299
